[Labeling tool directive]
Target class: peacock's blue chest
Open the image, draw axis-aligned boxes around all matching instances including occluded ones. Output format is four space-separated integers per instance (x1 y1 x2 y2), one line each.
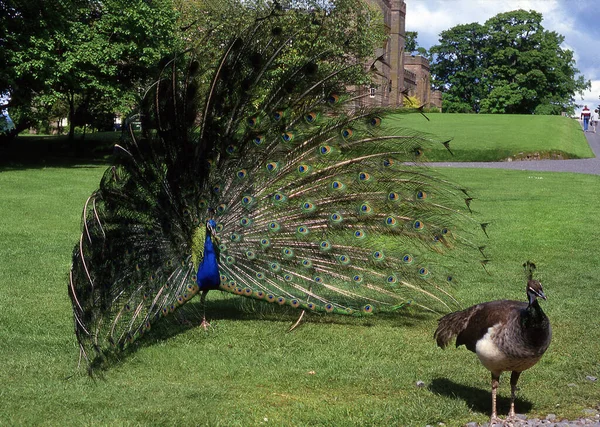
196 233 221 291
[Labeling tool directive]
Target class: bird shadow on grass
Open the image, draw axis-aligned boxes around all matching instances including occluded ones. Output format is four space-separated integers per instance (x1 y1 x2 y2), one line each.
80 296 434 377
429 377 533 416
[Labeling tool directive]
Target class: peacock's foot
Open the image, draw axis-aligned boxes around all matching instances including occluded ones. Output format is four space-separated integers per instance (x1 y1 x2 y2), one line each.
200 318 212 330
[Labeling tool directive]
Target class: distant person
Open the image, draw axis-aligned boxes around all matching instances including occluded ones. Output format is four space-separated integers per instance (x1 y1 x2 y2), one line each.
581 105 591 131
593 109 599 134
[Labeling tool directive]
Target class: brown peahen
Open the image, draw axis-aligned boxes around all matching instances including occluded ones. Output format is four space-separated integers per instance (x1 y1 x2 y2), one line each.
434 262 551 422
68 0 483 371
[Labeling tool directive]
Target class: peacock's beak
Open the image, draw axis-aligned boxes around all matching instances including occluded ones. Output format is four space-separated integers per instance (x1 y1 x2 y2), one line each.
537 289 547 300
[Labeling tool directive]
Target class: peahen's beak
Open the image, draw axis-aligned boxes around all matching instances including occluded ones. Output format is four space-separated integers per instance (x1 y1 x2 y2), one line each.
537 288 547 300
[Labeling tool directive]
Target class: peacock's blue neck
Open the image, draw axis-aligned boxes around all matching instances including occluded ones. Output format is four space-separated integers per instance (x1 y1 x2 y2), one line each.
196 232 220 291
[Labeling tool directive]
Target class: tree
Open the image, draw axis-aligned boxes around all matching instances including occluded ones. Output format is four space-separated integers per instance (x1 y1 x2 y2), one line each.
1 0 179 145
429 10 590 114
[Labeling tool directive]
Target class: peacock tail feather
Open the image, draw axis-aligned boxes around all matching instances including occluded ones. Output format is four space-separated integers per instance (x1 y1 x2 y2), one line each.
68 0 484 370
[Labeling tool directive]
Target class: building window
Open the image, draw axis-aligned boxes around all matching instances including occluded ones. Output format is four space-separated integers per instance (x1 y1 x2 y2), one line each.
369 87 376 98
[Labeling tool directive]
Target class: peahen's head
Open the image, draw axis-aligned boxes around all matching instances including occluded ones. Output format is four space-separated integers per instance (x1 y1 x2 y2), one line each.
526 279 547 305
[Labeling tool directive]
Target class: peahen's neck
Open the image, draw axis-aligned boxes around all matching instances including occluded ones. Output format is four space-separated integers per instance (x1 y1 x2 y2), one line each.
196 232 220 291
521 299 550 348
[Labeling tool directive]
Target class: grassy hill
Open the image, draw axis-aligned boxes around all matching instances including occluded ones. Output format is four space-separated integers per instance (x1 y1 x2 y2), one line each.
390 113 593 162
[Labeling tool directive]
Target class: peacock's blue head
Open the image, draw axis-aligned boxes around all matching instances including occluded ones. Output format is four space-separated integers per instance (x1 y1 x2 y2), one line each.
207 219 216 228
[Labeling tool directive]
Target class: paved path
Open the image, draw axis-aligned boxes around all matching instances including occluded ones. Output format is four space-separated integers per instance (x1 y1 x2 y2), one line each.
428 123 600 175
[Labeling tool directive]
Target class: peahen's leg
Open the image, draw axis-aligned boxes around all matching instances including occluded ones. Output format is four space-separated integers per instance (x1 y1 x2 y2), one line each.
200 290 211 330
490 373 500 422
509 371 521 418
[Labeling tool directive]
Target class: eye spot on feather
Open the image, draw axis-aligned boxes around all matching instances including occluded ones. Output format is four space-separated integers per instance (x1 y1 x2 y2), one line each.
359 203 372 215
247 116 259 127
304 112 318 123
327 94 339 104
341 128 353 139
319 240 332 251
282 248 294 257
372 251 385 261
297 164 311 174
272 110 284 121
363 304 374 313
281 131 294 143
330 212 343 223
369 117 381 127
354 230 366 239
325 303 334 313
319 145 332 155
273 192 287 203
266 162 280 173
297 225 309 236
338 255 350 265
358 172 371 182
385 216 397 226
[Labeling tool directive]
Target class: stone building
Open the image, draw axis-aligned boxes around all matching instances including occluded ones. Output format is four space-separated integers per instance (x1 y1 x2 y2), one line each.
365 0 442 110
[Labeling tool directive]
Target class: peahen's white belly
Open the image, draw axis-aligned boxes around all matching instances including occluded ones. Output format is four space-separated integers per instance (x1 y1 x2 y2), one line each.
475 324 541 375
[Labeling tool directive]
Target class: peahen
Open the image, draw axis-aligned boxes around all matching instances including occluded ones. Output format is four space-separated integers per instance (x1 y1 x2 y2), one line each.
434 262 551 421
68 0 483 370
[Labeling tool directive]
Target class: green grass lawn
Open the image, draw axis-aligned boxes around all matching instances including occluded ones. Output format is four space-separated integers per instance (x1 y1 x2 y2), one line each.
1 160 599 426
390 113 593 162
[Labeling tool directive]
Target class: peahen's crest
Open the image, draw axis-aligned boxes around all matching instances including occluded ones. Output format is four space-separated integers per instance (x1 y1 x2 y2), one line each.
68 0 485 371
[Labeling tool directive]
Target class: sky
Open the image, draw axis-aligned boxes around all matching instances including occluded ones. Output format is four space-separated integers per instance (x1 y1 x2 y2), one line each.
404 0 600 114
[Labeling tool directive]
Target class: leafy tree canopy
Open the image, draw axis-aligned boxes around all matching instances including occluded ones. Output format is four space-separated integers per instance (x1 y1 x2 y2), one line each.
429 9 590 114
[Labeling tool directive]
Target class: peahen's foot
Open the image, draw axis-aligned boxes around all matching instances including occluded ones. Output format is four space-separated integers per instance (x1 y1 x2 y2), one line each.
489 415 502 426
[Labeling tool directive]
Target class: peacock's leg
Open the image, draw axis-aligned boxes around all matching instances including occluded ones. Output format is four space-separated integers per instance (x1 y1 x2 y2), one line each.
200 290 211 330
509 371 521 418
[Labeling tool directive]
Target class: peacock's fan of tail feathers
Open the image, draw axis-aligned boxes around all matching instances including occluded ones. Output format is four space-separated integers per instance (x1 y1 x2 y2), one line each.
68 0 484 369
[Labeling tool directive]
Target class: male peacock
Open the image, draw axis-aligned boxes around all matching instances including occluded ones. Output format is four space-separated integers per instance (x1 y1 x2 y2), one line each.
68 0 483 370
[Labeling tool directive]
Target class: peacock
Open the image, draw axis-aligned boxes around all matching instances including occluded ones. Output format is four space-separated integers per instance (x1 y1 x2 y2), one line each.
68 0 484 371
